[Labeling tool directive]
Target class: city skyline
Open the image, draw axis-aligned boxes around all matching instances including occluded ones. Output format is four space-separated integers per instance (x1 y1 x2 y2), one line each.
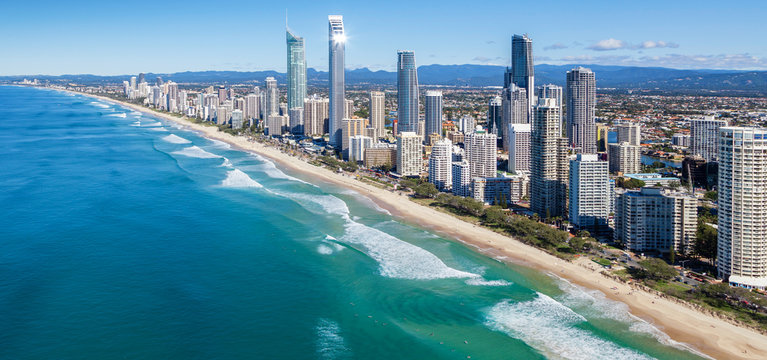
2 0 767 76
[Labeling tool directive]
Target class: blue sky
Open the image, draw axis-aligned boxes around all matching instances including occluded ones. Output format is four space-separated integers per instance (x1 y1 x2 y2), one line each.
1 0 766 75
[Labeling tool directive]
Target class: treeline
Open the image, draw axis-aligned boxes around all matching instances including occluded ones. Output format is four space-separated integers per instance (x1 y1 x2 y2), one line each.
430 193 596 257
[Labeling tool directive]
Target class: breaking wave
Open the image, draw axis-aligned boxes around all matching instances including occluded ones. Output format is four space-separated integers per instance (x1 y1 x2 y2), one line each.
172 146 222 159
485 293 652 360
220 169 263 188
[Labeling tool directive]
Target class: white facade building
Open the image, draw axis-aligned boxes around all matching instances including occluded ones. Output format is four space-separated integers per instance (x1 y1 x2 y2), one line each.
690 116 727 162
616 123 641 146
349 135 373 163
507 123 531 173
451 161 471 197
569 154 610 232
717 127 767 289
608 142 641 174
396 131 422 176
428 138 453 191
465 128 497 178
370 91 385 139
614 187 697 255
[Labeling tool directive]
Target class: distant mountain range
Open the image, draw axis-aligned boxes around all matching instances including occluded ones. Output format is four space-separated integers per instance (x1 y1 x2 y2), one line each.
3 64 766 95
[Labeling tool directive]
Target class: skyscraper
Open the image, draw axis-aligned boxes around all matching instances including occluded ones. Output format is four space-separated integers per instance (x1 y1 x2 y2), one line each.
536 84 563 127
691 116 728 162
265 77 279 117
615 188 697 255
507 123 531 173
465 129 497 178
511 34 534 113
608 142 641 174
487 96 503 137
502 84 528 136
396 132 422 176
717 127 767 289
617 123 641 146
286 27 307 112
531 98 569 218
397 50 419 134
369 91 385 139
566 67 597 154
429 138 453 191
569 154 610 233
424 90 443 141
328 15 345 147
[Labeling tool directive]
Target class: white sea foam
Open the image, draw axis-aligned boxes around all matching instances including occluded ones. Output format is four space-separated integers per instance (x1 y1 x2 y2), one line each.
107 112 127 118
91 102 110 109
210 139 231 149
485 293 653 360
316 319 350 359
142 121 162 127
220 169 263 188
172 146 222 159
147 127 167 132
339 189 391 215
161 134 191 144
554 277 708 356
465 278 513 286
254 160 316 186
220 158 233 167
130 120 141 127
130 111 142 116
317 244 334 255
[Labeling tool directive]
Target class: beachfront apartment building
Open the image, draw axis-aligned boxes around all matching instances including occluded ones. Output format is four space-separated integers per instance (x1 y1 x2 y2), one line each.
717 127 767 289
396 131 422 177
530 98 569 218
364 144 396 169
452 161 471 197
569 154 610 233
428 138 453 191
614 187 697 255
465 129 497 179
349 135 373 164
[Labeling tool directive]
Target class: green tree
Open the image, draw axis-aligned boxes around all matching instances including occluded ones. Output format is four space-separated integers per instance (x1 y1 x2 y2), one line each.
704 191 718 201
617 177 646 189
413 182 438 198
484 206 505 224
695 223 718 264
638 258 678 281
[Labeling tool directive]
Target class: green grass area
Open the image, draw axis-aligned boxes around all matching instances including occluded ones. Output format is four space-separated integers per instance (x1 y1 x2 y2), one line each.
593 258 612 267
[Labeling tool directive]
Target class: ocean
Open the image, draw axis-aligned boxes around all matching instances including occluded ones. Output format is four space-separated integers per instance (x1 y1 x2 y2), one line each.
0 86 704 359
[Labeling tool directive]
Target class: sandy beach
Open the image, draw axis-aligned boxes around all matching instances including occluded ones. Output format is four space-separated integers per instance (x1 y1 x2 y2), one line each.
81 90 767 359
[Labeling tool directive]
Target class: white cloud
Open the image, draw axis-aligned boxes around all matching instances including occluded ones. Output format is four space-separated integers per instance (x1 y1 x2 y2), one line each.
588 38 626 51
545 53 767 70
587 39 680 51
637 41 679 49
544 43 568 50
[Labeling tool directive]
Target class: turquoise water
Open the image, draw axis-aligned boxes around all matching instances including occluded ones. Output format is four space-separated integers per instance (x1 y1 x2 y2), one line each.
0 86 705 359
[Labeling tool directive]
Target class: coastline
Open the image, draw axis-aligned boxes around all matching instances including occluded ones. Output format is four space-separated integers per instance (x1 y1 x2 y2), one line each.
73 90 766 360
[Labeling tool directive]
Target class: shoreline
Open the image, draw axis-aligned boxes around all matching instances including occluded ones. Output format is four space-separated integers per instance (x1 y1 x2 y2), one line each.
71 90 766 359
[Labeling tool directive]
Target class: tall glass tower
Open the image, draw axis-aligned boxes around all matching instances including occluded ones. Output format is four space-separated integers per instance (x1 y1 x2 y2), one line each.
511 34 534 114
424 90 443 140
328 15 345 147
286 28 306 111
397 50 419 135
566 67 597 154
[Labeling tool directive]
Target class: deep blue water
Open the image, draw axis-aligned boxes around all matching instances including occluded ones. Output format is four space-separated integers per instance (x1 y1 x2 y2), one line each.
0 86 704 359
